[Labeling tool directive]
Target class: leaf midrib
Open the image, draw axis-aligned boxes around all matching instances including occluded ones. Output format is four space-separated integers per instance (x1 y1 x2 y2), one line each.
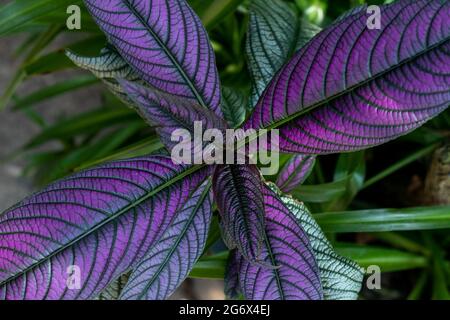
261 36 450 132
122 0 209 110
133 180 212 300
262 228 284 300
0 164 205 287
228 165 263 259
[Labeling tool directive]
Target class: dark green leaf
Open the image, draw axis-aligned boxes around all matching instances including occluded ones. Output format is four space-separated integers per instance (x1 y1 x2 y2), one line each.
316 206 450 233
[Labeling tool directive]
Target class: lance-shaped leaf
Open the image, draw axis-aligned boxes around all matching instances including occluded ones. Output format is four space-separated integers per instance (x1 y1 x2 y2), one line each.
84 0 223 117
245 0 450 154
226 184 364 300
120 80 227 152
225 184 364 300
221 87 247 128
67 47 142 109
0 156 209 299
120 181 212 300
224 250 242 299
230 184 323 300
271 185 363 300
276 155 316 193
246 0 321 108
212 165 266 264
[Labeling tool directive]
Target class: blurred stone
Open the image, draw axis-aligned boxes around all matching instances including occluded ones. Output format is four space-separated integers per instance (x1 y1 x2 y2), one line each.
424 144 450 205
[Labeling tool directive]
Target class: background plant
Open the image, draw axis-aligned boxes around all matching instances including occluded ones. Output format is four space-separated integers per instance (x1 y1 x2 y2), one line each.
0 0 449 300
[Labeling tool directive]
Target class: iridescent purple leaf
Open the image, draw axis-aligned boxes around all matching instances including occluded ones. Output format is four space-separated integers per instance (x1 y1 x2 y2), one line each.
270 184 363 300
236 184 323 300
224 250 242 299
246 0 321 108
120 181 212 300
119 80 227 152
212 165 266 264
226 183 363 300
83 0 222 117
0 156 209 299
276 155 316 193
245 0 450 154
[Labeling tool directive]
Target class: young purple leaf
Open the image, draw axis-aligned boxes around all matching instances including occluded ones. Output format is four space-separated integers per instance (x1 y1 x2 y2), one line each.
120 181 213 300
119 80 227 152
66 47 143 110
247 0 321 108
0 156 209 299
276 155 316 193
245 0 450 154
235 184 323 300
83 0 223 117
213 165 266 264
224 250 242 299
270 184 363 300
226 183 363 300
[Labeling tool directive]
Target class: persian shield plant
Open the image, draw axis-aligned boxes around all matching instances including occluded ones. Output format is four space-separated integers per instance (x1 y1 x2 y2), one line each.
0 0 449 300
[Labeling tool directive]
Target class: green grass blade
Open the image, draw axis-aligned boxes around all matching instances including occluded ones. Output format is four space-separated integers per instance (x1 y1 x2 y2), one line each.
24 107 139 149
0 0 79 36
316 206 450 233
363 144 438 189
41 122 145 182
76 136 164 170
372 232 430 256
0 25 61 110
407 271 429 300
193 0 245 30
292 179 348 203
335 244 428 272
12 75 99 110
423 234 450 300
190 252 228 279
24 35 106 75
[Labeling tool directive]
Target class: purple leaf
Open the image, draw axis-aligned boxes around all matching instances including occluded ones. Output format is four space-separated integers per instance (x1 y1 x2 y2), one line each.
225 183 363 300
0 156 209 299
212 165 266 264
119 80 227 152
270 184 363 300
84 0 222 117
244 0 450 154
120 181 212 300
224 250 242 299
235 185 323 300
276 155 316 193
